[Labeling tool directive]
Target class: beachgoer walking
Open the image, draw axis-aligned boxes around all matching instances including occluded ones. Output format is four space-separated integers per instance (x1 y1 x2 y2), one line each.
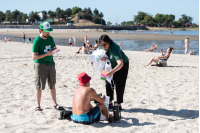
73 37 77 47
32 21 64 111
99 34 129 110
22 32 25 43
71 72 113 124
184 36 189 55
69 37 73 46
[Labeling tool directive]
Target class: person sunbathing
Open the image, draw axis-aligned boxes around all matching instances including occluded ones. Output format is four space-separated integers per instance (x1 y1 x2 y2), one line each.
143 44 157 52
144 47 174 67
2 37 11 42
71 72 113 125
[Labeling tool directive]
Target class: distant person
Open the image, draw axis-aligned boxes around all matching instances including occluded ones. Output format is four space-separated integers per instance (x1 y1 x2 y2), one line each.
155 31 157 35
184 36 189 55
142 44 157 52
144 47 174 67
22 32 25 43
2 37 11 42
73 37 77 47
118 43 122 50
92 40 99 50
84 35 87 43
32 21 64 111
69 37 73 46
71 72 113 124
171 31 173 35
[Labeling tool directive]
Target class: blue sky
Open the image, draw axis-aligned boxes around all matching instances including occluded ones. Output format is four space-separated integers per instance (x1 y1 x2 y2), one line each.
1 0 199 24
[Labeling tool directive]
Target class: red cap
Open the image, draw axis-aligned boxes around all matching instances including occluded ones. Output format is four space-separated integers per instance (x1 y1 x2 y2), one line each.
77 72 91 86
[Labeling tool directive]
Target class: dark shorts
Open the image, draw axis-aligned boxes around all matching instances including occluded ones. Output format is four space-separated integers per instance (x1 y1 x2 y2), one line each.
23 37 25 40
34 63 56 90
71 106 101 125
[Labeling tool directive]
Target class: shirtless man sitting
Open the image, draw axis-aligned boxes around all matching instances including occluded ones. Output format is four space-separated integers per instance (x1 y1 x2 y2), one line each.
71 72 113 125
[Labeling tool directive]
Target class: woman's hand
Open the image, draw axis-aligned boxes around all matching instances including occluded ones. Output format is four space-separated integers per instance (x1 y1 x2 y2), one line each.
106 70 115 78
100 57 107 61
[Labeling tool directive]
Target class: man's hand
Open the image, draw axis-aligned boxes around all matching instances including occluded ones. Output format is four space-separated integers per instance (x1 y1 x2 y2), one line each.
101 95 106 102
100 57 107 61
46 50 55 56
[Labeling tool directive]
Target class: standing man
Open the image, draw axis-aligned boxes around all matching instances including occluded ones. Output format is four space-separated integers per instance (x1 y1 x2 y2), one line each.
73 37 77 47
32 21 63 111
22 32 25 43
69 37 73 46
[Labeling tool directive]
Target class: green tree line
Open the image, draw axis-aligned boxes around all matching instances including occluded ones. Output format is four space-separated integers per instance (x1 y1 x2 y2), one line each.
121 11 194 28
0 7 106 25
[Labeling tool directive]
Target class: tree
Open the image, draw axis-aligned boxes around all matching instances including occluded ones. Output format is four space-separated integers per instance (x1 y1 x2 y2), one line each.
11 9 20 24
22 13 28 23
143 15 153 25
71 6 82 16
107 21 112 26
60 10 66 20
48 10 56 21
5 10 11 22
0 11 5 23
55 7 62 20
65 8 72 18
179 14 193 25
93 16 105 25
99 12 103 25
133 11 147 23
42 10 47 21
93 8 99 16
29 11 35 23
154 13 165 27
86 7 92 15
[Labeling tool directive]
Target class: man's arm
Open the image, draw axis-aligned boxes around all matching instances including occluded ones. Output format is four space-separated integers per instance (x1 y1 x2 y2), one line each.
90 89 105 104
32 51 54 60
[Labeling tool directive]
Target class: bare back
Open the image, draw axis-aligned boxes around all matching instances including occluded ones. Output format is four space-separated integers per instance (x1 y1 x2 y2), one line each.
72 86 92 115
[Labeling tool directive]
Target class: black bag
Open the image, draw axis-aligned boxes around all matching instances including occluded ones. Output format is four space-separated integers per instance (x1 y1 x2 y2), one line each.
58 110 72 120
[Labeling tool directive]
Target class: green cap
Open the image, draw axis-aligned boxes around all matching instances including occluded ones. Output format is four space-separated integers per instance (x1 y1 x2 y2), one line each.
39 21 53 33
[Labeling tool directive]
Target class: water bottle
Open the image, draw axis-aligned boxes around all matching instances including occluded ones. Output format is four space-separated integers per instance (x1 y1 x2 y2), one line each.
113 102 121 122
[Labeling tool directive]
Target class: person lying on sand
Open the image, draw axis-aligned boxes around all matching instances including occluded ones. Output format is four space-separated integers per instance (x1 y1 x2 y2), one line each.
71 72 113 124
2 37 11 42
144 47 174 67
142 44 157 52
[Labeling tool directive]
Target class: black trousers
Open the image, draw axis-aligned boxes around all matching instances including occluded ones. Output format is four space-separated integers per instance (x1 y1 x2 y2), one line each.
106 60 129 104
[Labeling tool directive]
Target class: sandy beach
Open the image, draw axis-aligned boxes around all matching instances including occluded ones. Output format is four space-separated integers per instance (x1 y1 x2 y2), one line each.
0 29 199 41
0 39 199 132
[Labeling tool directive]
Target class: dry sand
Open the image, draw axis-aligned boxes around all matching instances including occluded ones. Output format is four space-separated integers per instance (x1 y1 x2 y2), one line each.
0 29 199 41
0 40 199 133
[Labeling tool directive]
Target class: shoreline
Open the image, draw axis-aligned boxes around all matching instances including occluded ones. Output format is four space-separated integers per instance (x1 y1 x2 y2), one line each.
0 29 199 41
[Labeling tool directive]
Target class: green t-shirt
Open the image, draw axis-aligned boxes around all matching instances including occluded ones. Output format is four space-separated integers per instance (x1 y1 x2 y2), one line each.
100 42 128 69
32 35 55 65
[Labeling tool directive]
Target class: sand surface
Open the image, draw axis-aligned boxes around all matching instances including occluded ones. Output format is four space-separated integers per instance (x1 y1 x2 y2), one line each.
0 41 199 133
0 29 199 41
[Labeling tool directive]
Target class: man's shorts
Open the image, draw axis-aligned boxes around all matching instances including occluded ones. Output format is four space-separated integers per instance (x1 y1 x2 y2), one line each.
69 43 72 45
71 106 101 125
34 63 56 90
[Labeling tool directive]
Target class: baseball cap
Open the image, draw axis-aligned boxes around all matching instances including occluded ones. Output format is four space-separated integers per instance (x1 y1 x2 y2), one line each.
77 72 91 86
39 21 53 33
87 40 90 42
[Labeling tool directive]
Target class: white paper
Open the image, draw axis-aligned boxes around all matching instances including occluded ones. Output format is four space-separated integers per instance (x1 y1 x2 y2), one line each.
100 96 110 121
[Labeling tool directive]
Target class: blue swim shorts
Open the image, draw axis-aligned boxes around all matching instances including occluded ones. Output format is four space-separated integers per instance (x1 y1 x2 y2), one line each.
71 106 101 125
